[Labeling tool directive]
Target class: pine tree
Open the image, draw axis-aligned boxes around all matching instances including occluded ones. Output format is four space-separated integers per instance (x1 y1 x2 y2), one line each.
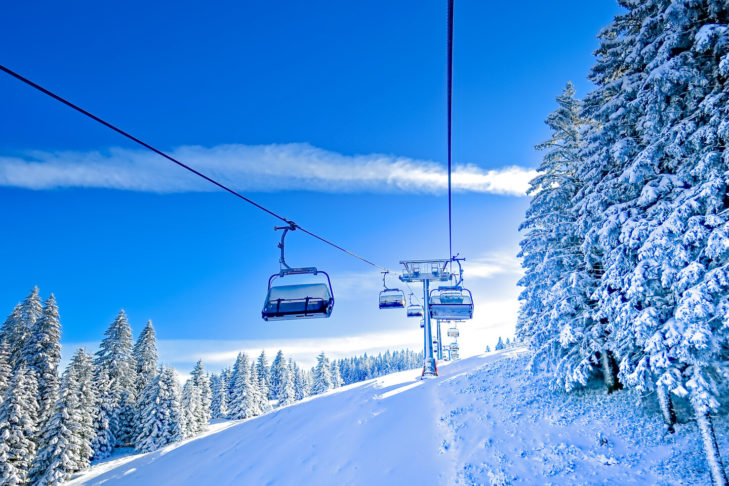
311 352 332 395
133 320 158 395
181 378 203 438
132 320 158 438
11 287 43 369
0 367 39 485
278 361 296 407
0 342 11 406
330 361 343 388
135 366 183 452
93 310 136 455
0 305 22 368
494 337 505 351
191 360 212 431
270 350 288 402
516 82 593 391
255 351 271 399
14 288 44 369
29 349 96 485
210 372 229 419
90 371 115 461
25 294 62 428
228 353 264 419
292 360 309 401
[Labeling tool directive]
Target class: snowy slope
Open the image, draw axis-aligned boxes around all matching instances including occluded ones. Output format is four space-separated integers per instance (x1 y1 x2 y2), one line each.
68 349 727 485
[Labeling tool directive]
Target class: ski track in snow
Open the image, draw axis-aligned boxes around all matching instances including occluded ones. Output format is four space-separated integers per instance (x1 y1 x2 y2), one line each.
67 349 728 485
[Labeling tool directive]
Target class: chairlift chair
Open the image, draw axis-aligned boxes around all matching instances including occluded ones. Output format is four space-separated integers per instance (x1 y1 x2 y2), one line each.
407 304 424 318
378 272 405 309
447 326 459 338
406 293 423 318
262 225 335 321
429 286 473 320
428 258 474 320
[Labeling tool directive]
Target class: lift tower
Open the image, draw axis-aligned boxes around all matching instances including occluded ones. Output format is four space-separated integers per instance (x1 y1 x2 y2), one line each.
400 260 451 377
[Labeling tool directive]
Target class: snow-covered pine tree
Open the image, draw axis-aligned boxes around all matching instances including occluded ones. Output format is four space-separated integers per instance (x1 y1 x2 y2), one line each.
29 348 96 485
516 81 593 392
135 366 183 452
90 369 114 461
228 352 267 419
559 0 729 480
0 366 39 485
251 362 271 415
8 288 42 369
485 345 491 353
0 341 11 406
180 378 203 438
133 320 158 396
494 337 505 351
269 350 288 402
132 320 158 439
25 294 62 428
255 351 271 400
311 352 332 395
330 361 343 389
210 371 229 419
278 361 296 407
93 310 137 454
190 360 212 430
0 304 22 368
291 359 309 401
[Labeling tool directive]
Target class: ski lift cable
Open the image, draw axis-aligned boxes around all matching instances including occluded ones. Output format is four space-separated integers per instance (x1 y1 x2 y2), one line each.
446 0 455 273
0 63 389 272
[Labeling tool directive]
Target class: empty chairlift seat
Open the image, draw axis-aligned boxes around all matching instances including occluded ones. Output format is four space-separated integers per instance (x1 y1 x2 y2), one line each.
406 304 424 318
429 287 474 320
447 327 459 338
379 289 405 309
262 270 334 321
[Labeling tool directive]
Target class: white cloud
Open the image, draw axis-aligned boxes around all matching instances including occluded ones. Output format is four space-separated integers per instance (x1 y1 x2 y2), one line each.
465 252 523 280
0 143 535 196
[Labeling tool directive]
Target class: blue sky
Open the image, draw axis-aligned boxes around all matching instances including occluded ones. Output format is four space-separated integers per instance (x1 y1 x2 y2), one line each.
0 1 621 372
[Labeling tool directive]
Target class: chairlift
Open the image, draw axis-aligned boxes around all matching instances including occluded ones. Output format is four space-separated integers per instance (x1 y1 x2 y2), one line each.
406 293 423 318
447 326 459 338
379 271 405 309
428 257 473 320
419 318 424 329
429 287 473 320
262 224 334 321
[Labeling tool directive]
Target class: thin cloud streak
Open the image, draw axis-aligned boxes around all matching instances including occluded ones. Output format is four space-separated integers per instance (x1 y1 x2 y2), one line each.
0 143 535 196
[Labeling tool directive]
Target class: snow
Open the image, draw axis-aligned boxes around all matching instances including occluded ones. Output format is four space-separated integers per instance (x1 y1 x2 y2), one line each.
267 283 331 301
67 349 728 485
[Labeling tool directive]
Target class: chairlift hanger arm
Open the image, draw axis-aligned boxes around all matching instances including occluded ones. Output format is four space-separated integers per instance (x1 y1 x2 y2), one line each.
276 223 298 270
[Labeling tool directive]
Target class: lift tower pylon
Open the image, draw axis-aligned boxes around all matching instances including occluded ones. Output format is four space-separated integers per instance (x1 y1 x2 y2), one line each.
400 260 451 377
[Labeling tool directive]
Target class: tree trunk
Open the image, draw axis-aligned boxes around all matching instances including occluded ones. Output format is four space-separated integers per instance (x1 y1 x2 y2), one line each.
657 385 677 433
694 407 729 486
601 350 621 392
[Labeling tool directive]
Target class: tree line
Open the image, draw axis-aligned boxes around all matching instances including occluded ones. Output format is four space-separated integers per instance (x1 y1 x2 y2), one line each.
0 287 422 485
517 2 729 484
